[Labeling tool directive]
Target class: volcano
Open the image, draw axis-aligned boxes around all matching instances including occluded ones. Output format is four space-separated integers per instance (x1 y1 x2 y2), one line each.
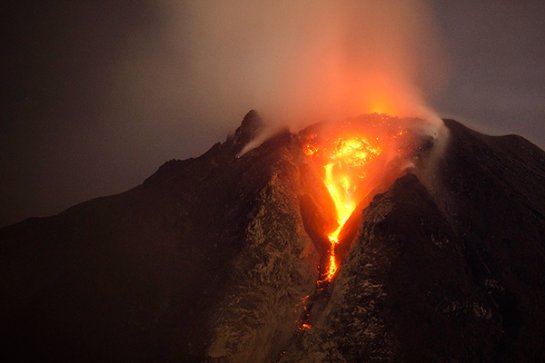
1 111 545 362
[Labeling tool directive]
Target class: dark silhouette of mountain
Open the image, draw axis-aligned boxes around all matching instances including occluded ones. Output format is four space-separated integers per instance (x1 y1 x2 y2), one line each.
1 111 545 362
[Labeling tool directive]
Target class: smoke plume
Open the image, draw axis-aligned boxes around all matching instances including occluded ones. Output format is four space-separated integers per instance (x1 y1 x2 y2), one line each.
125 0 448 146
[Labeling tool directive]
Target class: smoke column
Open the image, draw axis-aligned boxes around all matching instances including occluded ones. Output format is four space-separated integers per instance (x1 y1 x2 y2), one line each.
126 0 448 144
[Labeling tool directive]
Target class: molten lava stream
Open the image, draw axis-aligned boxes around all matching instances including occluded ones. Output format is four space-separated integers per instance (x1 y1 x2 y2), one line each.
305 135 382 283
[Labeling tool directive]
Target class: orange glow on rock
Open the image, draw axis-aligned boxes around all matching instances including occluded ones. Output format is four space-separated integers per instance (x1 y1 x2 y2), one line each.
303 144 318 156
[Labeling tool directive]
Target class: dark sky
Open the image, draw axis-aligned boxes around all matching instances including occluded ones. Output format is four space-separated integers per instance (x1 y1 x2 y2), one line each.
2 0 545 227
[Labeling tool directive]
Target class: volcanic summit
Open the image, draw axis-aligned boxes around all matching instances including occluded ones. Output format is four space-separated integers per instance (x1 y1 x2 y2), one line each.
1 111 545 362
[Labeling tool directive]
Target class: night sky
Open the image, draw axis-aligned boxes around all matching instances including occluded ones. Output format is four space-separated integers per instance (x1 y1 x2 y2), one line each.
3 0 545 227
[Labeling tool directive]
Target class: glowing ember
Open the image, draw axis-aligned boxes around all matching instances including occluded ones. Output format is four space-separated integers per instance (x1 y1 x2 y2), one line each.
304 144 318 156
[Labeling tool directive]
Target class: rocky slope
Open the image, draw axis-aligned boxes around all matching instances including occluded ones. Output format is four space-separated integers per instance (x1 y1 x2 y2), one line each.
1 112 545 362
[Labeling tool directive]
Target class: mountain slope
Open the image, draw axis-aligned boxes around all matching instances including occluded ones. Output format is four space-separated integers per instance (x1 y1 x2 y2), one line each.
1 112 545 362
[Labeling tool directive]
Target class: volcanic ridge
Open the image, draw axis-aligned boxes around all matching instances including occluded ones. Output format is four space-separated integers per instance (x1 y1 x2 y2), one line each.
1 111 545 362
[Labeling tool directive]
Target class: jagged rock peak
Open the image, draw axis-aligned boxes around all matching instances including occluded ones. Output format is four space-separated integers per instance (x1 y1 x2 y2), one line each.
231 110 263 147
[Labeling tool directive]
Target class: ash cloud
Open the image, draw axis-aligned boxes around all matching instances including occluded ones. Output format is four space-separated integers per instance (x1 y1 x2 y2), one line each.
126 0 448 140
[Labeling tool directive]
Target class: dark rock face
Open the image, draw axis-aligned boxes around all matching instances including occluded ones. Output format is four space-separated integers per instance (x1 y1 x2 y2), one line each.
433 121 545 361
1 112 545 362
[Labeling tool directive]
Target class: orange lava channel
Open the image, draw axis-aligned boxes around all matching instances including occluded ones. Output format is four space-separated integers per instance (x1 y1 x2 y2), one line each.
306 136 382 281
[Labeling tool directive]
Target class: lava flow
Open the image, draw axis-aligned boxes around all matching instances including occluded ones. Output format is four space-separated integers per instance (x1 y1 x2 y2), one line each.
305 135 382 281
302 116 409 282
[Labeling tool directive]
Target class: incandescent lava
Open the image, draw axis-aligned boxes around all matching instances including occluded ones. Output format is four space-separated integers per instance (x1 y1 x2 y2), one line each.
301 114 418 282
